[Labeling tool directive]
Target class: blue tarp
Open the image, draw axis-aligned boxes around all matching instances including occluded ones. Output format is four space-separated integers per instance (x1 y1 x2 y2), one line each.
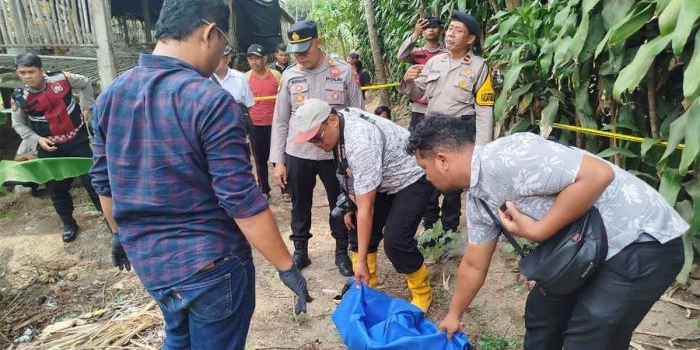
332 282 472 350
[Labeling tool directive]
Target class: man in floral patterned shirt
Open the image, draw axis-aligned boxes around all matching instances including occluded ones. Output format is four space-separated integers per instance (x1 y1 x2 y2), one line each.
407 116 689 349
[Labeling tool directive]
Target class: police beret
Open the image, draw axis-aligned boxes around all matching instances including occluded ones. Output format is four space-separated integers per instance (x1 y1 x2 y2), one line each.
287 21 318 53
425 16 443 29
450 11 479 36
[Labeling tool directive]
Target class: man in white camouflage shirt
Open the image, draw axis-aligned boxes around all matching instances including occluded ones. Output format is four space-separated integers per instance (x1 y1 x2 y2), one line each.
407 116 689 349
292 99 435 313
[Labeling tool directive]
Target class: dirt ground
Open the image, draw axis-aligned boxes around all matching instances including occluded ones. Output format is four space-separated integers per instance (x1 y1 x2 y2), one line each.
0 180 700 349
1 93 699 349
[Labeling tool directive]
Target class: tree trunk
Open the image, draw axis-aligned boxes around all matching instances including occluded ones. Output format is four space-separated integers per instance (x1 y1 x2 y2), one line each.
363 0 390 106
647 65 660 139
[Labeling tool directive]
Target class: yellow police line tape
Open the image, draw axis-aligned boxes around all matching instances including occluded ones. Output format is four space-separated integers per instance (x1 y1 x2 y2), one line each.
552 122 685 150
252 82 685 150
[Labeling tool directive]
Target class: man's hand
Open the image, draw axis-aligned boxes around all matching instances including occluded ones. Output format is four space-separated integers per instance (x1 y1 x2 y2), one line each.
10 100 18 112
38 137 57 152
278 265 313 315
403 64 424 84
413 18 429 39
82 109 92 124
497 201 537 239
438 312 462 340
111 233 131 271
353 259 370 286
343 212 355 230
274 163 287 189
14 152 36 162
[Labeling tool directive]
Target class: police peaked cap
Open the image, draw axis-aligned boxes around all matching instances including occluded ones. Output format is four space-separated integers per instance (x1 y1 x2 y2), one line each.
287 21 318 53
450 11 479 37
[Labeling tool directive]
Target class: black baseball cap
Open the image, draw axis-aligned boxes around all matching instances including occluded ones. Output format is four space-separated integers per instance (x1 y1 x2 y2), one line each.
246 44 264 57
451 11 479 36
425 16 443 29
287 20 318 53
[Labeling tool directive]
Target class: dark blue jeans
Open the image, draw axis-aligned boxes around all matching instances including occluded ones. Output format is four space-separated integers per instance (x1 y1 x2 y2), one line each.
147 255 255 350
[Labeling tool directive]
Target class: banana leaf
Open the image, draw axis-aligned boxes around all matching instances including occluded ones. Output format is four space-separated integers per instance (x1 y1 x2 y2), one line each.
0 157 93 195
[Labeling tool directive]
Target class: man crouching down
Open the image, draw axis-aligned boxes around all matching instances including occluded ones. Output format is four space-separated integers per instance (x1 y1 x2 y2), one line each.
293 99 434 312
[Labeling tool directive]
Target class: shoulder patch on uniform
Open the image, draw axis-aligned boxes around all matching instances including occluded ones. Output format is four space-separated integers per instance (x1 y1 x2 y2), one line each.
476 72 495 106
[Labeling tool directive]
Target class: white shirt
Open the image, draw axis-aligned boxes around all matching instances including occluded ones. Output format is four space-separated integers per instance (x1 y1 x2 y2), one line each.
214 68 255 108
466 132 689 260
341 108 424 195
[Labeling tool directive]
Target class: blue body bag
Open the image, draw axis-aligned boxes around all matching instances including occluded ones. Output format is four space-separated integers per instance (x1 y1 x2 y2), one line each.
332 283 472 350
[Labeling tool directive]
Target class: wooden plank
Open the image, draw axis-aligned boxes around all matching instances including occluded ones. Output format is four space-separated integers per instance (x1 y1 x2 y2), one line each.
0 5 11 45
69 0 83 45
90 0 115 87
48 0 63 44
10 0 29 46
79 0 91 44
142 0 152 43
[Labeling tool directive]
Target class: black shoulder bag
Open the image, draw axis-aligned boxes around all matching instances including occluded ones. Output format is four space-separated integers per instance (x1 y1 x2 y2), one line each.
478 199 608 295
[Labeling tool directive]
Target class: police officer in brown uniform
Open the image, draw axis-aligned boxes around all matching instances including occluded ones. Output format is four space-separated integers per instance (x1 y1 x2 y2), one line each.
397 16 445 130
400 11 495 234
270 20 363 276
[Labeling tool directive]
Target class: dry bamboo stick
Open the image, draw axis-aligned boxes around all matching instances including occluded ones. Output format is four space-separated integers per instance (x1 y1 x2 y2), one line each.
13 0 30 45
44 0 59 44
29 0 53 44
48 0 63 45
79 0 90 44
76 0 85 43
0 5 11 45
56 0 68 44
68 0 83 45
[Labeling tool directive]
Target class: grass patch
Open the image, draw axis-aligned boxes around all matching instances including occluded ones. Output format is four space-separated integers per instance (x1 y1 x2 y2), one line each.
476 331 519 350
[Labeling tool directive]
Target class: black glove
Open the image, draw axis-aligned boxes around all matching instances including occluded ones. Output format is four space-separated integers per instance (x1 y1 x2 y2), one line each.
278 264 313 315
111 233 131 271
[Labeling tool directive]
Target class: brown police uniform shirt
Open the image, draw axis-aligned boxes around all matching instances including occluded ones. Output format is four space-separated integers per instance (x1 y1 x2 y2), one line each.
399 51 495 145
396 35 445 115
270 53 364 163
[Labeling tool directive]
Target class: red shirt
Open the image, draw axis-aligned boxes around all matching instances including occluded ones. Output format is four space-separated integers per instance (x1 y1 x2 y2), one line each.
245 68 281 126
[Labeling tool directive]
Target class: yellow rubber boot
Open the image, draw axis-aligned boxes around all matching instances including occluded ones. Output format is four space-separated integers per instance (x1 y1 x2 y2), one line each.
405 264 432 313
350 252 378 288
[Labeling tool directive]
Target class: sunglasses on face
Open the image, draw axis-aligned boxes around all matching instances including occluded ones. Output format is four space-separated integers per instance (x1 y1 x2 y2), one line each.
309 124 327 144
201 19 230 48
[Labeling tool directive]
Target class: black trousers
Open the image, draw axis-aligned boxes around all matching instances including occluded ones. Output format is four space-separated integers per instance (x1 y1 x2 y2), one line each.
409 111 425 131
524 237 684 350
37 130 102 224
248 125 272 195
348 176 434 274
423 190 462 231
285 154 347 242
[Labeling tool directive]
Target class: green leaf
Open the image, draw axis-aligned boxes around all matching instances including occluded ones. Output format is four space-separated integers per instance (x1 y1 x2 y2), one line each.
569 13 590 61
510 118 534 134
613 34 673 100
684 31 700 98
601 0 635 29
608 3 655 45
540 97 560 137
659 168 682 206
660 103 689 162
678 226 694 285
596 147 639 158
641 138 662 158
685 179 700 234
679 99 700 175
582 0 602 13
658 0 683 36
518 92 534 115
0 158 94 196
671 0 700 55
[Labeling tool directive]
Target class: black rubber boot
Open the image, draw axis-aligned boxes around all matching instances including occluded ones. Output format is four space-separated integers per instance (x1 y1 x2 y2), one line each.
62 218 79 243
335 239 353 277
293 240 311 270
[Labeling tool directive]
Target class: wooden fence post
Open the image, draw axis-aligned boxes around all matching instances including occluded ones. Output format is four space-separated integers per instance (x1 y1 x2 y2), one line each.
90 0 116 88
